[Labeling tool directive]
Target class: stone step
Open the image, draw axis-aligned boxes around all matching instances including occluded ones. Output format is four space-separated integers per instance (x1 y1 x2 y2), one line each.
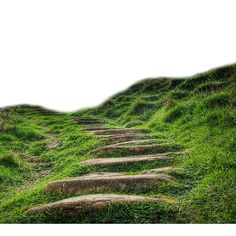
141 167 184 174
83 127 112 131
100 134 149 143
45 172 173 194
75 117 104 125
91 144 171 156
81 124 105 129
112 139 157 146
92 129 144 136
77 121 104 125
81 154 171 167
40 111 58 115
76 167 182 176
27 194 169 215
75 117 101 121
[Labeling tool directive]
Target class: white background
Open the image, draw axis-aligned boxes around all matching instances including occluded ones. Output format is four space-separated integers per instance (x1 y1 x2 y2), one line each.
1 224 235 236
0 0 235 112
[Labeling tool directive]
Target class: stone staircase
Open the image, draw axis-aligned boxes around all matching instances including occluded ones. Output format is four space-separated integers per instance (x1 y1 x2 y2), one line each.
27 117 183 217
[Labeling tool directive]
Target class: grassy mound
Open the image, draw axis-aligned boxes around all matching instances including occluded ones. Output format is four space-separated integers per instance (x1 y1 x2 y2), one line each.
0 63 235 223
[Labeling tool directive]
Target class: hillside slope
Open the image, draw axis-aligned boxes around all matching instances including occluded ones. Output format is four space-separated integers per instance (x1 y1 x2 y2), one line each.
0 64 235 223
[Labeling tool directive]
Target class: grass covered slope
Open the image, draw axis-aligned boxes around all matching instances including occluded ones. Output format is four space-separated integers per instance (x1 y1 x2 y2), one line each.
0 63 235 223
75 64 236 223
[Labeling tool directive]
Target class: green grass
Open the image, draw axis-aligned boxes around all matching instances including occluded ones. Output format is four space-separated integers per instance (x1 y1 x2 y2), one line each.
0 63 235 223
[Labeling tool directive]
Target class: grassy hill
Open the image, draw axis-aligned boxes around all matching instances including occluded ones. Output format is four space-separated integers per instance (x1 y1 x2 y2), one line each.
0 63 235 223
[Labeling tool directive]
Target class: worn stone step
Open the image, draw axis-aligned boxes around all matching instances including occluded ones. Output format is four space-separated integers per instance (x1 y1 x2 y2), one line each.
27 194 169 215
100 134 149 143
75 118 104 125
112 139 157 146
141 167 184 174
83 127 112 131
75 117 101 121
81 124 105 129
81 154 171 167
91 144 172 156
45 172 173 194
92 128 144 136
41 111 58 115
77 121 104 125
